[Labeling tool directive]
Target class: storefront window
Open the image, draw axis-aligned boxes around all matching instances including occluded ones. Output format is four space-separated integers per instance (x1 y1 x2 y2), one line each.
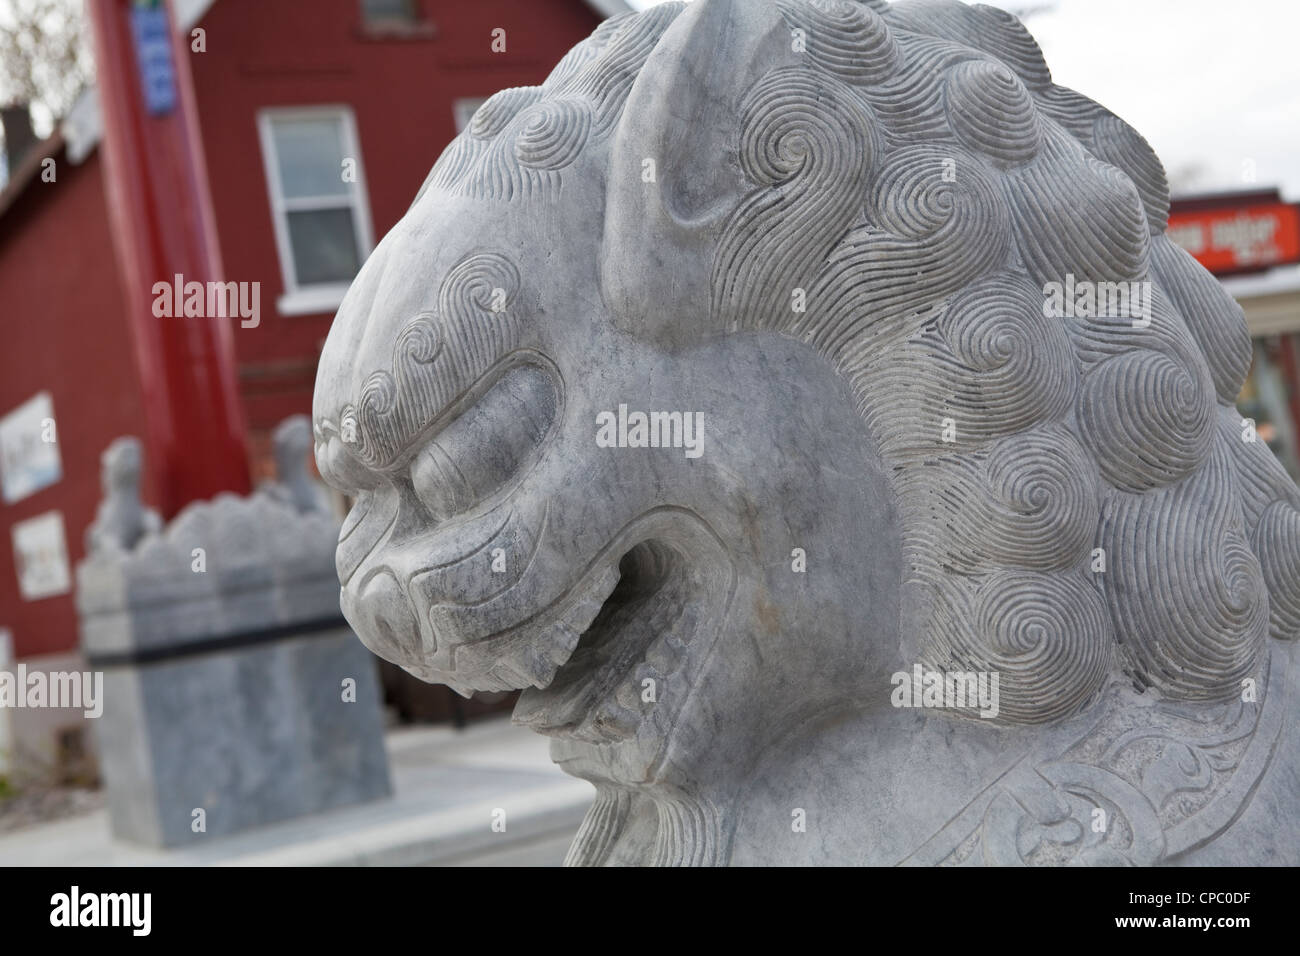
1239 336 1300 480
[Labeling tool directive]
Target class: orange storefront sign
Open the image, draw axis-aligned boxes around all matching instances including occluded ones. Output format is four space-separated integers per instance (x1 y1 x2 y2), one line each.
1167 200 1300 276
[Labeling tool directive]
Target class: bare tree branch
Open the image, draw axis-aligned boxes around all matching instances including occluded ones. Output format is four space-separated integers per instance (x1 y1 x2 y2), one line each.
0 0 94 135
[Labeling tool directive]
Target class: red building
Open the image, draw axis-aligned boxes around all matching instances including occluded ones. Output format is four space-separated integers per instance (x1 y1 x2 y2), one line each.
0 0 617 697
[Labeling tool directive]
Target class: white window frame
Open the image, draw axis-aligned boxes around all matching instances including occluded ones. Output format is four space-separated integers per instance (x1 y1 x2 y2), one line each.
360 0 419 25
257 105 375 316
453 97 490 134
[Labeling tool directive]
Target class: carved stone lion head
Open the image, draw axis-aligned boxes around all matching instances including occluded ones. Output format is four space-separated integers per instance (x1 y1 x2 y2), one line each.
313 0 1300 865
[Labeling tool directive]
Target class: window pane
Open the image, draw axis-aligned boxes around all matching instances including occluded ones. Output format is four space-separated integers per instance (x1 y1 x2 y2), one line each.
362 0 415 21
453 97 488 133
287 208 361 285
273 117 348 200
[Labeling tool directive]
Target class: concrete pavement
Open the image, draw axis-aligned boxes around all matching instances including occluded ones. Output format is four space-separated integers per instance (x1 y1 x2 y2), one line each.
0 717 594 866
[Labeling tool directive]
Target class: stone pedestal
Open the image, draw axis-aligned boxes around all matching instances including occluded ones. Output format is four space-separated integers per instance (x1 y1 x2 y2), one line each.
76 432 391 848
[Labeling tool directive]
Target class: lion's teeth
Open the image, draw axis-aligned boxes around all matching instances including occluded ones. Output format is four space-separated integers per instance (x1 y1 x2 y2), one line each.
517 562 621 685
513 680 596 731
507 560 696 740
549 622 583 659
513 656 604 730
644 637 676 674
510 691 553 728
615 672 645 711
445 677 476 699
481 669 521 692
582 698 641 742
562 564 621 631
519 645 557 689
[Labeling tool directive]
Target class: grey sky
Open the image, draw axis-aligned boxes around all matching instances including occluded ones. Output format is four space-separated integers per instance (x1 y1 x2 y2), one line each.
629 0 1300 200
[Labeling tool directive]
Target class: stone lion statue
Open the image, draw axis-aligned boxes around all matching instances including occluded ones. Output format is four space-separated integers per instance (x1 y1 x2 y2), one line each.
86 436 161 555
265 414 335 516
313 0 1300 865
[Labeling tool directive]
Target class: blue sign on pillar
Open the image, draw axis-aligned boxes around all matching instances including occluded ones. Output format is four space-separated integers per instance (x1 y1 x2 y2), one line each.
129 0 177 116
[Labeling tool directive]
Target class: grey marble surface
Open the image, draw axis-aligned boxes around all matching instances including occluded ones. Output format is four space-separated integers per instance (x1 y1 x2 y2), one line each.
311 0 1300 865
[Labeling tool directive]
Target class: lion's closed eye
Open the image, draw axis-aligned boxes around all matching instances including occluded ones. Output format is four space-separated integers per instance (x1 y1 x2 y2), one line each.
409 364 559 521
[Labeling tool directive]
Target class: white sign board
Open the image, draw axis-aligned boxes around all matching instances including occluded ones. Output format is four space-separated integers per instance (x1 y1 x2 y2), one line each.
11 511 71 600
0 392 62 503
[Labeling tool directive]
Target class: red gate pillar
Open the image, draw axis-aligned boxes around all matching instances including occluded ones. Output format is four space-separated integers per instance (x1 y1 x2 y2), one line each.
86 0 250 517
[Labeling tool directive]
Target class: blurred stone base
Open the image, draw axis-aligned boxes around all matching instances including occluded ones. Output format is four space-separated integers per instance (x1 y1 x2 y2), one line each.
95 625 390 847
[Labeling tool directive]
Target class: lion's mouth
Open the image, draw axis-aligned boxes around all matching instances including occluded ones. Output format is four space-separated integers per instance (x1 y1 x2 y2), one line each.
512 541 693 743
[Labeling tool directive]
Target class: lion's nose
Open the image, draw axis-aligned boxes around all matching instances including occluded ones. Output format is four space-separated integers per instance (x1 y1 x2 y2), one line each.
341 569 431 665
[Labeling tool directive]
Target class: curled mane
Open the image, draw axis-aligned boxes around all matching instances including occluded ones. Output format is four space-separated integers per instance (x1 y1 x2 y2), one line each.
416 0 1300 724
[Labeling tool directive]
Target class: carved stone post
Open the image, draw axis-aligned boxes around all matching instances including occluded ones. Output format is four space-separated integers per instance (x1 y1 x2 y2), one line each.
75 420 390 847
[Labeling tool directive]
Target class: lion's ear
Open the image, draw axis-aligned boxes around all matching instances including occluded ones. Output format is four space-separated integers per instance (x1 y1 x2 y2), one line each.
600 0 789 348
